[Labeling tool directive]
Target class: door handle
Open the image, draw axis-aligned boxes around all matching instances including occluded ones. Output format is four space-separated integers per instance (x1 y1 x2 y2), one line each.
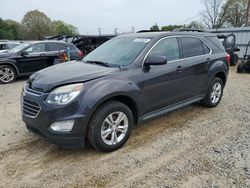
176 66 182 72
40 53 46 56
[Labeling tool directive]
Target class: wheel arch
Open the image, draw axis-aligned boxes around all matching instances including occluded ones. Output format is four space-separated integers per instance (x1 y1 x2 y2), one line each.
214 71 227 86
86 94 140 128
0 62 19 76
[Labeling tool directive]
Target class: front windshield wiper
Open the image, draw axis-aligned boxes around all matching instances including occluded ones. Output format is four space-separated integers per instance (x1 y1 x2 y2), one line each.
84 60 121 68
84 60 111 67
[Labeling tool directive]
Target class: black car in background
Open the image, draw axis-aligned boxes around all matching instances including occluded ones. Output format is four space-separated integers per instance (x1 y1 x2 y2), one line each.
22 32 229 152
45 35 115 56
0 41 82 83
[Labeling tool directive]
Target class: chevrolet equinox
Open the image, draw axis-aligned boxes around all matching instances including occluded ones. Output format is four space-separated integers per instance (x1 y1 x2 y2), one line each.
21 32 229 152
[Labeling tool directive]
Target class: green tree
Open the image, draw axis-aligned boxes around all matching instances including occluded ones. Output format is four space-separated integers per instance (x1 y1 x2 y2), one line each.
187 21 205 29
53 20 79 35
0 18 14 39
161 25 184 31
219 0 248 27
5 19 25 39
150 23 160 31
21 10 55 40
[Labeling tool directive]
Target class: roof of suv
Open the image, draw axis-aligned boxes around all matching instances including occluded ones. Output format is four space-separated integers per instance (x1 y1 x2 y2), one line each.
118 31 217 39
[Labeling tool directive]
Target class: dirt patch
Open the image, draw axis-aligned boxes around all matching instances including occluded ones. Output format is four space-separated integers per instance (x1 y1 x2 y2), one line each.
0 68 249 188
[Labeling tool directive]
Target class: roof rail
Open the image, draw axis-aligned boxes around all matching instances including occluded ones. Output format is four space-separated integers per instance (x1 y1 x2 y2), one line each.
137 30 163 33
174 28 205 32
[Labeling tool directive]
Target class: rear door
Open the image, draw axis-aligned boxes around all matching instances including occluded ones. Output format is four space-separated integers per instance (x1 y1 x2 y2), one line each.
179 36 211 98
17 43 50 73
46 42 67 64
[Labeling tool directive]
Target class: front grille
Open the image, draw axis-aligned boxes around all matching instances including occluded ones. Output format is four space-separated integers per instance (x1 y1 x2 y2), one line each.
22 97 41 118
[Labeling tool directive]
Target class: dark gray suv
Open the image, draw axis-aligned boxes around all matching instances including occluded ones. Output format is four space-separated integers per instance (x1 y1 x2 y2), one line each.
21 32 229 152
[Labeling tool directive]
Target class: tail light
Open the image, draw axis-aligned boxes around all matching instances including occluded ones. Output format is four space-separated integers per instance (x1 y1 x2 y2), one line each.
78 50 84 58
225 54 231 65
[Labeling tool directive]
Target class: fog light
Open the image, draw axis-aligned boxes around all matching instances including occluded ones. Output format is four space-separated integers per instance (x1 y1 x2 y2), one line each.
50 120 75 132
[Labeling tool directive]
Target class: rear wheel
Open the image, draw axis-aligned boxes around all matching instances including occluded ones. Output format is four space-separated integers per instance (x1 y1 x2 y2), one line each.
201 77 224 108
0 65 17 84
87 101 133 152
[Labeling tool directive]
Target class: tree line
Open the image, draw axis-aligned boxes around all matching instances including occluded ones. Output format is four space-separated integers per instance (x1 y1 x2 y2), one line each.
150 0 248 31
0 10 79 40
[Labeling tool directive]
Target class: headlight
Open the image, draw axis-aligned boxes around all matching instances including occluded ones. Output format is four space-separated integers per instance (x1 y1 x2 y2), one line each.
46 83 84 105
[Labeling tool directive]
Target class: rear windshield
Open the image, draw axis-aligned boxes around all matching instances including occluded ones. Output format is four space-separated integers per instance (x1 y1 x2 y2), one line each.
205 36 225 51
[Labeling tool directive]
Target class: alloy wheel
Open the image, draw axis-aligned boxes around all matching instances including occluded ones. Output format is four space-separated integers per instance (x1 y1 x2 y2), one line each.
210 82 222 104
0 68 15 83
101 111 129 145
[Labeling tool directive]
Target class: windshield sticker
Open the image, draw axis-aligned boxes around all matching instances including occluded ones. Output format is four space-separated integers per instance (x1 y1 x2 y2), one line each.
133 38 151 43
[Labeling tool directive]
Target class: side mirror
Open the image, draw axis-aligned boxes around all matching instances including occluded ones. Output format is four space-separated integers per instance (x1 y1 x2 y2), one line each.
144 55 167 66
20 51 29 56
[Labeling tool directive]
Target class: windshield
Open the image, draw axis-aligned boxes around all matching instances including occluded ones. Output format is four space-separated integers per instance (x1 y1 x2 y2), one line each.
83 37 151 66
7 43 30 53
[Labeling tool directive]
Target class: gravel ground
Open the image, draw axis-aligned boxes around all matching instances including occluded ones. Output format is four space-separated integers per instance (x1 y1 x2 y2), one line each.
0 67 249 188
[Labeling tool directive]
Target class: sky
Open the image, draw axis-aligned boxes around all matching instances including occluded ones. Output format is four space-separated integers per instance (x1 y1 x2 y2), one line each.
0 0 204 35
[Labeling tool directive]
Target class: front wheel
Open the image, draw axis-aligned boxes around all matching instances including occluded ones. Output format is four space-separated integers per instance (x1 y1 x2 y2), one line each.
0 65 17 84
201 77 224 108
87 101 133 152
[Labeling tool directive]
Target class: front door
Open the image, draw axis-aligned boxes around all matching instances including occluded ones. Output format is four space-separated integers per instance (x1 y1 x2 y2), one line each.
17 43 50 74
142 37 188 114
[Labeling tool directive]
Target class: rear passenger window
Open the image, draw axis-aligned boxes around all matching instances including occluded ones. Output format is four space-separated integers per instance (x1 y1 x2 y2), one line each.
149 37 180 61
48 43 66 51
181 37 204 58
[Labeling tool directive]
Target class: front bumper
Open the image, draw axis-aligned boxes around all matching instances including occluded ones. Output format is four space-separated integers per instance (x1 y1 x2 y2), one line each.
21 87 88 149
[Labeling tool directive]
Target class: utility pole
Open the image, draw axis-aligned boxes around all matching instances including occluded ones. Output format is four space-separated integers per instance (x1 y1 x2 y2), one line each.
131 26 135 33
98 28 101 36
114 28 118 35
246 0 250 26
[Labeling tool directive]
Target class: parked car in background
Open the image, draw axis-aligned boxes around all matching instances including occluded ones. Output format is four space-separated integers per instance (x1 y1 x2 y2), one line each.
45 35 115 56
0 41 21 53
0 41 83 83
21 32 229 152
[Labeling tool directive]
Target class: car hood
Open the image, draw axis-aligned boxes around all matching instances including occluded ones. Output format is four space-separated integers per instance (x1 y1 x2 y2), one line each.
0 52 14 58
29 61 118 92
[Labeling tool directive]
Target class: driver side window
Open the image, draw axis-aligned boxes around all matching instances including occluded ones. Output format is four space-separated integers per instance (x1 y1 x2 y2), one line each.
25 43 46 53
149 37 180 61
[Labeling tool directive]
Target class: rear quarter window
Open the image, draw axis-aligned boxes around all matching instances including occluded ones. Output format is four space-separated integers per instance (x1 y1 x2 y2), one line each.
205 36 225 51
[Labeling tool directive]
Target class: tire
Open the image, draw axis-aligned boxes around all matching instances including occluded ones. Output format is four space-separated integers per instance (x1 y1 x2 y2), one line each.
0 65 17 84
237 63 244 73
230 54 238 66
87 101 133 152
201 77 224 108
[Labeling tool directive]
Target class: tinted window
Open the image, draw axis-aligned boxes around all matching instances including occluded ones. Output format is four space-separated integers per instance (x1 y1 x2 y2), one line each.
25 43 46 53
181 37 204 58
149 37 180 61
205 36 225 51
48 43 66 51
